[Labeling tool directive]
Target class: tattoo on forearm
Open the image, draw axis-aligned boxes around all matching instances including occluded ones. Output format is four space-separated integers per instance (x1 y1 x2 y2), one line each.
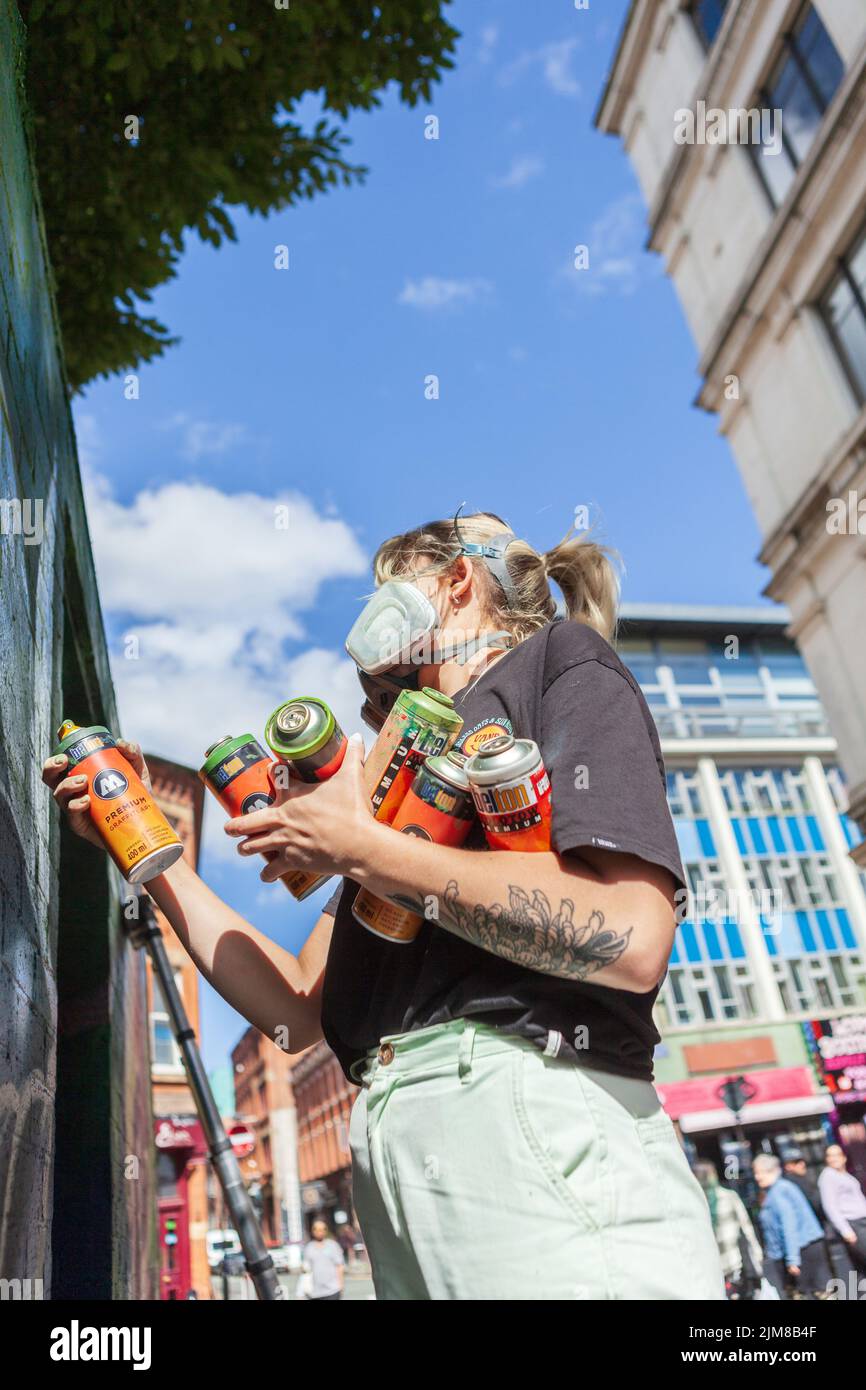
426 879 632 981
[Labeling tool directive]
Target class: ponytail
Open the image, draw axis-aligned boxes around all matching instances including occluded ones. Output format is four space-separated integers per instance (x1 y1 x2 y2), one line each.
543 530 620 644
373 510 620 649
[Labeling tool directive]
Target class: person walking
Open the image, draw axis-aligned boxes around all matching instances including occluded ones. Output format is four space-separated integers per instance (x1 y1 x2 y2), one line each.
302 1219 345 1301
44 510 725 1301
784 1146 855 1282
694 1162 763 1299
818 1144 866 1271
753 1154 833 1299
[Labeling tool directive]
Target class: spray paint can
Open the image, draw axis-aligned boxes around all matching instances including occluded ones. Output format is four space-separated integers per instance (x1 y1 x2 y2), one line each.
265 698 348 782
352 750 476 944
53 720 184 884
465 734 552 852
199 734 277 817
262 697 348 900
362 686 463 826
198 732 300 893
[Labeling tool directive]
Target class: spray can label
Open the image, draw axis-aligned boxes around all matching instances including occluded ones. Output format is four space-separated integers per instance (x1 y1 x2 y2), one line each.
353 753 475 943
472 765 552 851
55 723 184 884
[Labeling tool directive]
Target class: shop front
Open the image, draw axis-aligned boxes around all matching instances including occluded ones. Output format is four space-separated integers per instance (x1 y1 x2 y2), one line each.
154 1116 209 1300
658 1064 835 1210
802 1012 866 1185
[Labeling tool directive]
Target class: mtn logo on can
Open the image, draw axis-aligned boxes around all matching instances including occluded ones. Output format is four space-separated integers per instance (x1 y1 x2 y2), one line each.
92 769 129 800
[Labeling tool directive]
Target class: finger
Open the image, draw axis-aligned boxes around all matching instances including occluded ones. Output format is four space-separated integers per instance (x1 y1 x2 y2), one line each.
224 806 282 838
237 832 286 857
42 754 69 788
68 795 91 813
259 856 294 884
338 732 366 770
52 774 90 808
116 739 147 778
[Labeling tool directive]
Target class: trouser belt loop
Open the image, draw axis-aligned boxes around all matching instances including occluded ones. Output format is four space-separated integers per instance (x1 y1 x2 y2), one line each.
458 1021 477 1084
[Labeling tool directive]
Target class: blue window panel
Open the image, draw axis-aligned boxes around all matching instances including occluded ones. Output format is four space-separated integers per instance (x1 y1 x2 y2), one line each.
766 815 786 853
723 919 746 959
702 919 723 961
788 817 806 853
835 908 857 950
805 816 825 852
731 818 748 855
747 817 767 854
680 920 703 963
669 933 681 966
841 814 862 848
797 910 817 953
696 819 715 856
673 818 703 862
761 915 779 957
766 912 805 958
815 909 836 950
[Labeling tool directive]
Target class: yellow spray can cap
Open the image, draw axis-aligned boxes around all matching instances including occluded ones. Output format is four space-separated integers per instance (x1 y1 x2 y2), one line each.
56 719 82 741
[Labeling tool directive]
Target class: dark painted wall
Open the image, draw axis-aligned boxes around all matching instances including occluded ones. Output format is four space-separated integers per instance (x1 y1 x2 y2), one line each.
0 0 156 1298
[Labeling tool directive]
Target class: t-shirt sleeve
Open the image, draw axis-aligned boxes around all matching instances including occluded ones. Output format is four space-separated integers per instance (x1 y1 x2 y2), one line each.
321 880 345 917
540 658 685 893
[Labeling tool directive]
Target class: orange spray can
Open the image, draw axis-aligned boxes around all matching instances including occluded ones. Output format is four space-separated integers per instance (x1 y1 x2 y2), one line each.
464 734 552 853
352 750 476 943
263 698 349 899
53 720 184 883
198 732 305 894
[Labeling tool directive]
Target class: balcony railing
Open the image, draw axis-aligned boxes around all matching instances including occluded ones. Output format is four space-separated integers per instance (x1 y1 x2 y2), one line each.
652 705 831 741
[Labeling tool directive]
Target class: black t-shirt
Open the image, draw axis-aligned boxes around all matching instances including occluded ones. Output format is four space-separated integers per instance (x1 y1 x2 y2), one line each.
320 618 685 1084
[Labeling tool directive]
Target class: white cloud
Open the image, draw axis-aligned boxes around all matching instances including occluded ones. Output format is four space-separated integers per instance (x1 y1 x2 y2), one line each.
479 24 499 64
490 155 544 191
162 412 252 462
75 415 371 844
161 411 254 461
565 193 647 298
397 276 493 311
500 39 581 99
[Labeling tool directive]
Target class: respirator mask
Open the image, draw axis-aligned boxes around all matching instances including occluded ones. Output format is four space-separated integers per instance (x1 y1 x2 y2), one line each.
345 530 520 730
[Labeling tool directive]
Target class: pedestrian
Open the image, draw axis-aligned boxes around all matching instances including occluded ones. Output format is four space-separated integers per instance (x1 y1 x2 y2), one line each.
753 1154 833 1299
818 1144 866 1270
694 1161 763 1299
302 1219 345 1301
45 510 725 1300
784 1146 855 1282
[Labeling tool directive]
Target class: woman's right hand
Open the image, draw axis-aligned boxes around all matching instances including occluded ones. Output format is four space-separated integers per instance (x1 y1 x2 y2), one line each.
41 739 152 851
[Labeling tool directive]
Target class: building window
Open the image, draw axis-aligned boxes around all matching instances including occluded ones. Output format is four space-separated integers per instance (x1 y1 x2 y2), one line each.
751 4 844 207
689 0 729 49
150 973 185 1073
821 225 866 402
659 770 760 1027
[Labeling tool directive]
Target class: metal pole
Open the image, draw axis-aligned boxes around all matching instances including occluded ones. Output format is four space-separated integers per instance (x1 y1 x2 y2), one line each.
132 895 283 1302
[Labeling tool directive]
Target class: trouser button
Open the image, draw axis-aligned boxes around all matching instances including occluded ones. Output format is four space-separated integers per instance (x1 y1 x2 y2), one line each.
378 1042 395 1065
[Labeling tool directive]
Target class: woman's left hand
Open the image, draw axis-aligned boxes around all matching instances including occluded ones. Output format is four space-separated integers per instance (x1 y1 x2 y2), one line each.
224 734 377 881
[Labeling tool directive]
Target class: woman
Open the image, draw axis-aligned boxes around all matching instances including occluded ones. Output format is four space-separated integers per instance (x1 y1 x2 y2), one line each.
818 1144 866 1269
43 510 724 1301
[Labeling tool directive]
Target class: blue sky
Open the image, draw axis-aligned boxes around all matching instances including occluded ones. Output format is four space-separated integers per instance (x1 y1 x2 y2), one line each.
74 0 772 1075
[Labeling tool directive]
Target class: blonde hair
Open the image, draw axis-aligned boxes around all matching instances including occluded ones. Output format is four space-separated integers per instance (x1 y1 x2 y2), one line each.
372 511 621 646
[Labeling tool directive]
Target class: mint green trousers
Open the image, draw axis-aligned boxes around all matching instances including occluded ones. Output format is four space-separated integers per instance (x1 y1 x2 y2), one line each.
348 1018 725 1300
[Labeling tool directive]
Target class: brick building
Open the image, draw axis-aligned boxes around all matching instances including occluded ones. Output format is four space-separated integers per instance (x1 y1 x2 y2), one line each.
290 1041 355 1236
146 756 210 1299
231 1027 303 1246
0 0 155 1298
